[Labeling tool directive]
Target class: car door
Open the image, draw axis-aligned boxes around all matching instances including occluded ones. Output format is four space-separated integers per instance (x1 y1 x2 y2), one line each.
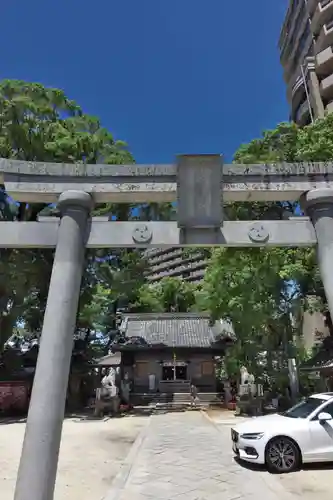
308 401 333 462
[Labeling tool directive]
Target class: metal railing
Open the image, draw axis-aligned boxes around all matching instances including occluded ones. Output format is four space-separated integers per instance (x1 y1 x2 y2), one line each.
321 0 333 9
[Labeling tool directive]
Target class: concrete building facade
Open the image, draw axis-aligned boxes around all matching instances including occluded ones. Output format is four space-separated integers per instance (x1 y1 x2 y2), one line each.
143 247 207 283
280 2 333 348
301 308 330 350
279 0 333 125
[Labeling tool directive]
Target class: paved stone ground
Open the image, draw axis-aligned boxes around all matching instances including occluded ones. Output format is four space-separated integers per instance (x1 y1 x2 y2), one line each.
106 411 301 500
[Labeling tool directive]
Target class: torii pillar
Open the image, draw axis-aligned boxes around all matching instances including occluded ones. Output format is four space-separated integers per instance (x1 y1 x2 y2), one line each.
305 189 333 318
14 191 93 500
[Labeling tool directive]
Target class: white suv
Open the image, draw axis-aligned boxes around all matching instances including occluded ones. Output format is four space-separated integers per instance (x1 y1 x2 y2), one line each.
231 392 333 473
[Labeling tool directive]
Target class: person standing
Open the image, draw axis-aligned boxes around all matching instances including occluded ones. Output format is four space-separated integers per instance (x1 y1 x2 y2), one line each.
190 383 198 407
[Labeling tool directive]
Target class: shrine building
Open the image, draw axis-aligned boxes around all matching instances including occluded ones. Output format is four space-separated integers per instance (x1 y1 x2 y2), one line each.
112 312 235 397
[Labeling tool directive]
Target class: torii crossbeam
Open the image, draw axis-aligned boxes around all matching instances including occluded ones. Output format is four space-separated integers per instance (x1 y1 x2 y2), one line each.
1 154 332 500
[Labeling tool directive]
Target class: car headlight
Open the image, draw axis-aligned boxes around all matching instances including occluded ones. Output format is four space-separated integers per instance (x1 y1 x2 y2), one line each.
240 432 264 440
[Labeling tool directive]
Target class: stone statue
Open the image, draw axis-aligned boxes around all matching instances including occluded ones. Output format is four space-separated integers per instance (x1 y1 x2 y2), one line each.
95 367 119 417
240 366 255 385
101 368 117 398
239 366 256 397
240 366 249 385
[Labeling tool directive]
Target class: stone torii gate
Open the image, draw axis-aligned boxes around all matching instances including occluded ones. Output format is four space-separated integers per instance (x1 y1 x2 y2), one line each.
1 154 333 500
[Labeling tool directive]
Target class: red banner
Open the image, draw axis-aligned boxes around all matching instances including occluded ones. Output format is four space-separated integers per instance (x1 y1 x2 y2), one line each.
0 381 29 412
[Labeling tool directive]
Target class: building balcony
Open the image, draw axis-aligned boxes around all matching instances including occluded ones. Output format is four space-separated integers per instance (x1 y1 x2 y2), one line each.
188 269 206 281
307 0 320 16
325 100 333 112
287 65 308 102
146 248 183 265
147 255 188 274
147 258 207 282
291 75 305 97
315 19 333 54
280 1 310 61
320 71 333 99
290 75 306 113
294 99 312 125
144 247 175 258
290 59 319 116
311 0 333 35
284 35 313 84
316 45 333 75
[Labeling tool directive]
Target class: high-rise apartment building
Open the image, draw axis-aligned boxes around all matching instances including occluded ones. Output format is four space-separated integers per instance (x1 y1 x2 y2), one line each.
143 248 207 284
279 0 333 125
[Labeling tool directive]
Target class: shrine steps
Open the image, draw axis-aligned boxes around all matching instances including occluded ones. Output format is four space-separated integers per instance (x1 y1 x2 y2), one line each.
131 392 222 409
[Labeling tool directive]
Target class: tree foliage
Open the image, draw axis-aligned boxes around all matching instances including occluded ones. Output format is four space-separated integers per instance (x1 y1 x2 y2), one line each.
133 277 198 313
200 115 333 378
3 78 333 389
0 79 180 357
0 79 134 349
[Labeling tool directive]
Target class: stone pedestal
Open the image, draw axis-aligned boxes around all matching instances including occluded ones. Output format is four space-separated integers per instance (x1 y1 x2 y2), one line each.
14 191 93 500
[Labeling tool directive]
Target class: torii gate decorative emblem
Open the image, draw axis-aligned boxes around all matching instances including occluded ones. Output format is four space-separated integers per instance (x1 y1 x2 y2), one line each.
1 154 333 500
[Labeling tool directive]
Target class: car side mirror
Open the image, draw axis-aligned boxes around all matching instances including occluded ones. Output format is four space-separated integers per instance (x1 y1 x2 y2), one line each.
318 412 333 423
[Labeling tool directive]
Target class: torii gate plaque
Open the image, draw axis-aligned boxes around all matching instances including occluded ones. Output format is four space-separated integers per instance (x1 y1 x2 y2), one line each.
1 154 333 500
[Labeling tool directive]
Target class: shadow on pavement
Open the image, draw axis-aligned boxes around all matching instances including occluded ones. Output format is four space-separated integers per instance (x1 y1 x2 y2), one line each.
233 456 267 472
0 415 27 425
0 406 167 425
301 461 333 471
234 456 333 474
0 404 196 425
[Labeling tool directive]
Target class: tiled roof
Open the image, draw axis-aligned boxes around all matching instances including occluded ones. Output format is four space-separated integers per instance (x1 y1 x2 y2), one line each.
301 351 333 371
119 313 235 348
94 352 121 366
301 337 333 371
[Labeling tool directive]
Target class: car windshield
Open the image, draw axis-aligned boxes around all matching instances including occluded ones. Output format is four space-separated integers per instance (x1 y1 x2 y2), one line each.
281 397 326 419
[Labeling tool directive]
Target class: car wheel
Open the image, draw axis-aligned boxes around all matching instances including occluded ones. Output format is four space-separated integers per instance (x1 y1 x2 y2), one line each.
265 437 301 473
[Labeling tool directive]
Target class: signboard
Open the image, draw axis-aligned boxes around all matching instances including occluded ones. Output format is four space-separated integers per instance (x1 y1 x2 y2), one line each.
162 361 187 367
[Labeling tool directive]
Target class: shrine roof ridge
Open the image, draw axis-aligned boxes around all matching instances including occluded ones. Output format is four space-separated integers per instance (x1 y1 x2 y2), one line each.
122 312 211 321
1 157 333 179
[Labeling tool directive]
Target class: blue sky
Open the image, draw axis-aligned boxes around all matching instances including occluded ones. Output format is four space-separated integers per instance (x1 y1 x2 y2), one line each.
2 0 289 163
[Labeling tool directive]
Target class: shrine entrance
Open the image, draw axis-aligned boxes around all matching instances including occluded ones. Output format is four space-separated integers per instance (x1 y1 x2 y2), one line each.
162 365 174 381
162 362 188 381
176 365 187 380
2 154 333 500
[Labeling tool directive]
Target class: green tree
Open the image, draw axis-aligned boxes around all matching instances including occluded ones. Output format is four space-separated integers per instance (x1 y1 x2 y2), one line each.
134 277 198 313
90 250 149 339
200 115 333 379
0 79 133 348
197 247 303 377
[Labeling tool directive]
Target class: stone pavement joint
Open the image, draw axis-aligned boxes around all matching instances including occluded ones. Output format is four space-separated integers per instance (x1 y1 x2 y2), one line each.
105 411 302 500
103 417 151 500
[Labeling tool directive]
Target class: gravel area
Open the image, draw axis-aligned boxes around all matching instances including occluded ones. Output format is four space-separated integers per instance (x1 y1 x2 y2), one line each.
0 414 147 500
